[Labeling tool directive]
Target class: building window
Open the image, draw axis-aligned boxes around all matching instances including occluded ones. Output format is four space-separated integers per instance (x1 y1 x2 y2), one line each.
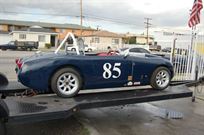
95 37 100 43
38 35 45 42
19 34 26 39
112 38 119 45
8 26 15 31
92 37 100 43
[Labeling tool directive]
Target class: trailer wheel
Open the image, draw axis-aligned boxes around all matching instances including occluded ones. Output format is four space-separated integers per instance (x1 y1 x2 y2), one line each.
150 67 171 90
0 120 6 135
51 68 82 98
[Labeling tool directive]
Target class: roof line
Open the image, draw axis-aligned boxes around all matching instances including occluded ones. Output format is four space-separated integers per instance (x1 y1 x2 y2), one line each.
0 19 95 30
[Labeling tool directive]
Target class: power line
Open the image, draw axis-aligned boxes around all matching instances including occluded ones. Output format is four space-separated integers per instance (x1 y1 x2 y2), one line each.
0 11 78 18
0 10 142 27
82 10 143 26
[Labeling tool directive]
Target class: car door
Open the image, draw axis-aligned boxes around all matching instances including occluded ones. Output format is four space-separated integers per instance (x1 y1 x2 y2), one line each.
84 55 133 89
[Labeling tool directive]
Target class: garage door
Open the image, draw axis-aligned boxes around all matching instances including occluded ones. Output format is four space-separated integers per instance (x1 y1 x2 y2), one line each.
0 34 12 44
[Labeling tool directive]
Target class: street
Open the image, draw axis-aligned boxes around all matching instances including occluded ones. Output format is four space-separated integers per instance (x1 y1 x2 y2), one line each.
0 50 204 135
0 50 33 80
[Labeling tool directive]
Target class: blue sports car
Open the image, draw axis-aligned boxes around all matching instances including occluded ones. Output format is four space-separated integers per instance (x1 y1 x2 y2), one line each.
16 33 174 98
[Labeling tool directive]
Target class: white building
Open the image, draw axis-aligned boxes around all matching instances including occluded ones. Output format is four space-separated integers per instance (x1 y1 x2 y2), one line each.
10 26 58 48
83 30 123 50
153 30 192 49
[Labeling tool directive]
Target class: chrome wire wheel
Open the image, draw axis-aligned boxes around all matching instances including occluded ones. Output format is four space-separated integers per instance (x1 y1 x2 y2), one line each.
57 73 79 96
155 70 170 88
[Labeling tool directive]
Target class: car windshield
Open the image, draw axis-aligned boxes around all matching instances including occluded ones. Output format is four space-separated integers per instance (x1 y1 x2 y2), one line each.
120 47 151 54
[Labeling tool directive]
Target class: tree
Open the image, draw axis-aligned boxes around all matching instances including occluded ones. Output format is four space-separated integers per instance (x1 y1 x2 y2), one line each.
129 37 136 44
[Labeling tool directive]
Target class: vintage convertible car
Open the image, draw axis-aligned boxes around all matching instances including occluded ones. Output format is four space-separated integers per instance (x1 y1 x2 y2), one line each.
16 33 174 98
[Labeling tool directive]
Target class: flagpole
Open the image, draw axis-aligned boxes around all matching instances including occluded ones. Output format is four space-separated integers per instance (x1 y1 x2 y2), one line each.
191 25 198 80
186 7 195 79
186 27 193 79
186 0 203 80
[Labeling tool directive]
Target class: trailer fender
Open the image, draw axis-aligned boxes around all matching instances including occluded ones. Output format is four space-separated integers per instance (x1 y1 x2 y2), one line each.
0 73 8 86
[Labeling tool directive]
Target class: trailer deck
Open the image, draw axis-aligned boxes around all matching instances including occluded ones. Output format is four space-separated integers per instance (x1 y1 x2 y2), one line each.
0 85 192 124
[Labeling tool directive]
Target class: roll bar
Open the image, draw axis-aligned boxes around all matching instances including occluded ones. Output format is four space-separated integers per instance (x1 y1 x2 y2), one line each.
55 32 80 55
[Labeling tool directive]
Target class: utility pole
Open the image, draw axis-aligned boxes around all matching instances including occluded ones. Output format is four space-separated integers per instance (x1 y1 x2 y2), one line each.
80 0 83 36
144 18 152 45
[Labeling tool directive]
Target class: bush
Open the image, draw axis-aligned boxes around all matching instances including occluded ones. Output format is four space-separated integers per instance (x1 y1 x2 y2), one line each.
45 43 51 49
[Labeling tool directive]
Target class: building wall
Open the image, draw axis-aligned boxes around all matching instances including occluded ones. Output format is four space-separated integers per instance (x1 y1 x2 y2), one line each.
0 34 12 44
124 35 154 45
12 32 51 48
0 24 8 31
136 37 154 44
83 36 123 50
153 31 191 49
55 28 95 41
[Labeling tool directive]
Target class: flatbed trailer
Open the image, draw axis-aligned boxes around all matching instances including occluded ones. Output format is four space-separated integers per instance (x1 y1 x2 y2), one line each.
0 85 192 123
0 74 202 135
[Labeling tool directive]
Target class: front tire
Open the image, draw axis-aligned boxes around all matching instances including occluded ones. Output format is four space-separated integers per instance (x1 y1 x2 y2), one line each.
150 67 171 90
51 68 82 98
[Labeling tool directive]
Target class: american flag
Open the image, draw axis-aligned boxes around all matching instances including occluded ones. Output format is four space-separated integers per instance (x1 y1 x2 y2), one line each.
188 0 203 27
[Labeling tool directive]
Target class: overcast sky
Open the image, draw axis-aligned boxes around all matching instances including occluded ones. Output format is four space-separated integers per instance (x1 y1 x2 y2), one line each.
0 0 201 33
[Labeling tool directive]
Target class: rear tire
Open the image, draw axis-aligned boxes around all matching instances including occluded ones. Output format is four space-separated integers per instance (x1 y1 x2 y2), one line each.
51 68 82 98
150 67 171 90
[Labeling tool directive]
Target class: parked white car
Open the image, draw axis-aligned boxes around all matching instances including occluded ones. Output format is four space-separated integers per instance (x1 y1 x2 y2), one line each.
119 47 151 56
67 44 96 52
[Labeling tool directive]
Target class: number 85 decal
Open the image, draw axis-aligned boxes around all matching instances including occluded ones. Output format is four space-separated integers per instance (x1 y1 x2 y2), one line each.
103 63 121 79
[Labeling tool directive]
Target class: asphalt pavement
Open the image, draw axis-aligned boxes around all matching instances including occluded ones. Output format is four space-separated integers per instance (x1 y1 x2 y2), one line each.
0 50 34 80
78 98 204 135
1 50 204 135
